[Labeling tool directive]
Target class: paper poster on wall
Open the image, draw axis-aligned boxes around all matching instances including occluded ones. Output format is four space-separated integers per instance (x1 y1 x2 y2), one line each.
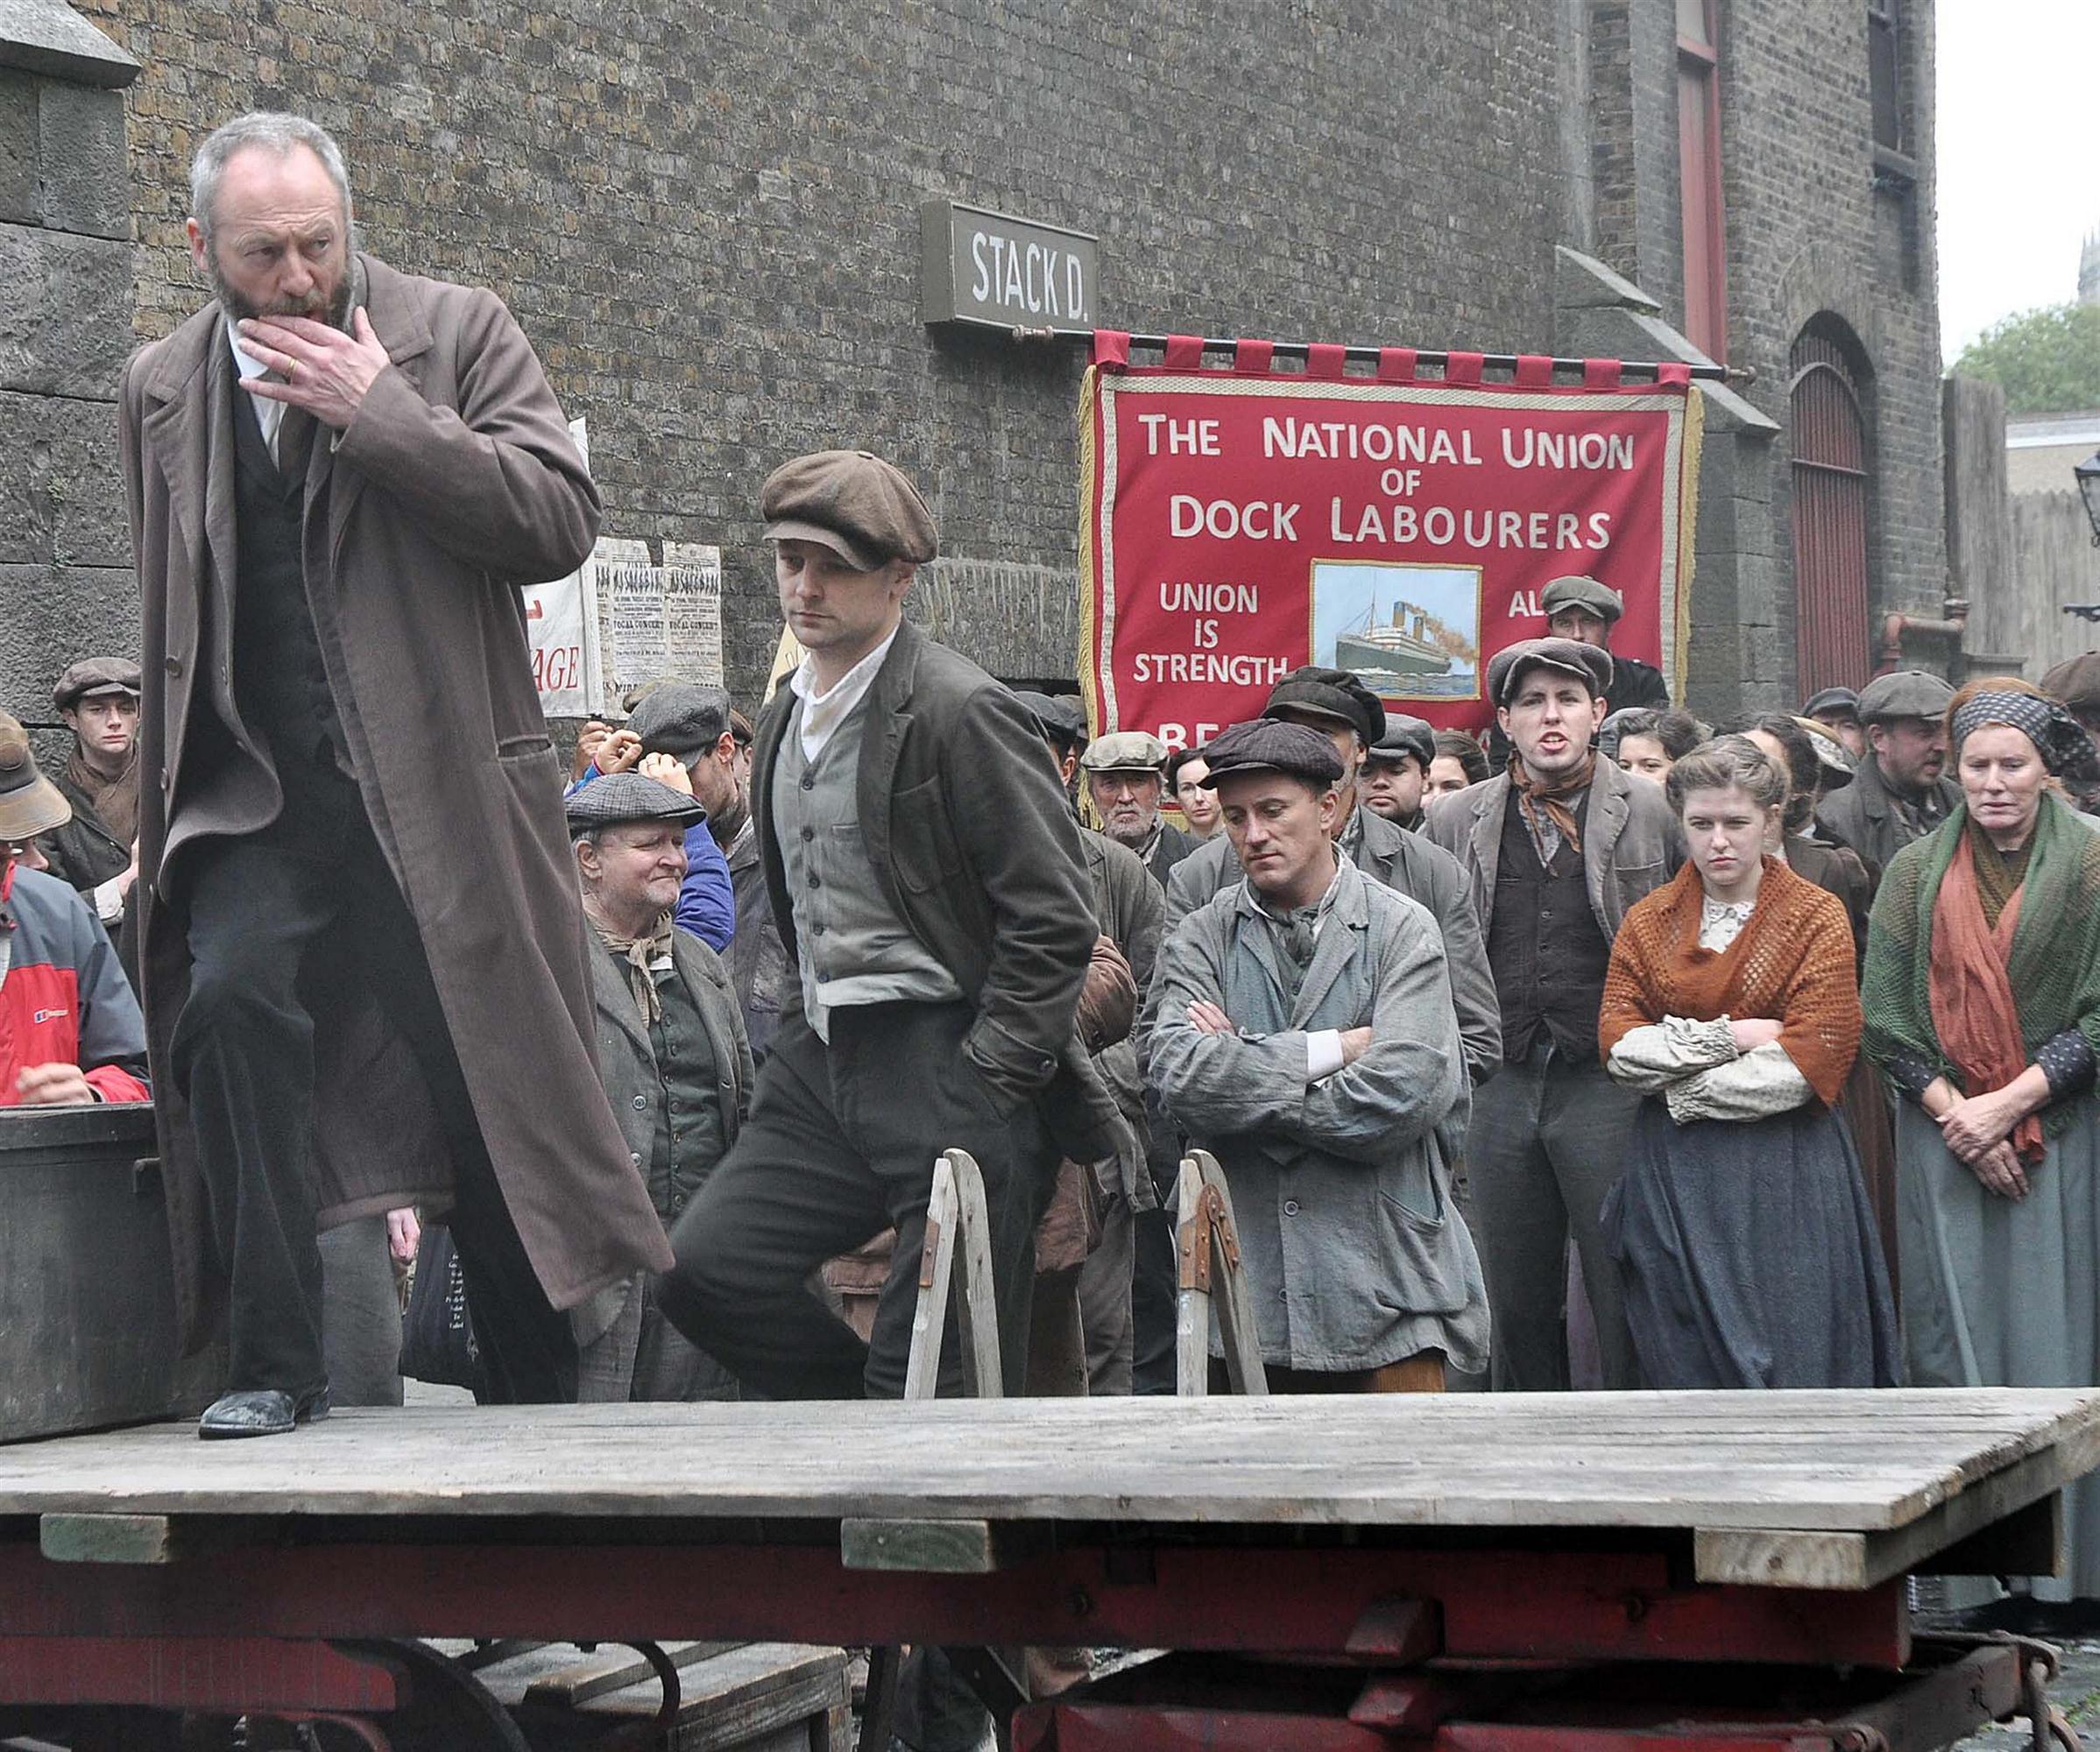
523 417 604 717
1078 342 1702 745
594 539 725 706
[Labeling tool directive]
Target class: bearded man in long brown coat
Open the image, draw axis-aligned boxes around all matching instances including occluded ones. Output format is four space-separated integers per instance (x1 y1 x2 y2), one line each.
119 112 671 1438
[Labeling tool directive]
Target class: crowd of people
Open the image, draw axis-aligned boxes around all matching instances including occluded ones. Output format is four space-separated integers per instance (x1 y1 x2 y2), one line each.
5 111 2100 1642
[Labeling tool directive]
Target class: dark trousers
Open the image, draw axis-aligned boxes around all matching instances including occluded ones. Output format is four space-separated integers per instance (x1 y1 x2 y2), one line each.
170 759 574 1402
1129 1204 1179 1395
657 1000 1053 1400
1466 1045 1643 1391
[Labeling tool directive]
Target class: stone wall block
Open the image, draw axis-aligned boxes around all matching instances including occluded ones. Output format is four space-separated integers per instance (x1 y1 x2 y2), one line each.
0 68 36 224
37 81 127 237
0 562 139 711
0 220 131 396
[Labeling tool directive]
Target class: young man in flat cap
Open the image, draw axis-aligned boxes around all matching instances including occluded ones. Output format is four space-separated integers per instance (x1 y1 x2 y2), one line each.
41 658 143 929
1362 711 1437 832
1424 638 1683 1390
1150 719 1488 1391
1541 575 1670 712
1813 669 1960 872
0 712 150 1109
1080 730 1196 888
567 774 751 1402
656 450 1120 1402
1164 667 1500 1088
1801 686 1865 760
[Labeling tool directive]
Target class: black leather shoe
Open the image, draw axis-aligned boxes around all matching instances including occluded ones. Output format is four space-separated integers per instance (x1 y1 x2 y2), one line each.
197 1382 331 1440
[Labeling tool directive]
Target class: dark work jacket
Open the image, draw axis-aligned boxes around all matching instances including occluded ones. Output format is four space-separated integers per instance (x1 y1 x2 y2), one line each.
1143 819 1198 891
719 811 786 1059
1605 653 1670 712
1814 754 1961 877
751 619 1121 1161
42 766 131 897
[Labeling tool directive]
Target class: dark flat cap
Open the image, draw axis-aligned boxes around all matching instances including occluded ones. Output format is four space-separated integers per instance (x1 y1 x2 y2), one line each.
1801 686 1861 719
1856 668 1954 724
1263 666 1385 748
761 449 939 571
628 682 732 758
1080 730 1166 774
728 708 755 745
1366 711 1434 771
1540 576 1624 625
0 710 72 843
1198 719 1346 788
1486 637 1613 707
2041 653 2100 714
1011 689 1087 748
52 656 141 711
565 773 706 836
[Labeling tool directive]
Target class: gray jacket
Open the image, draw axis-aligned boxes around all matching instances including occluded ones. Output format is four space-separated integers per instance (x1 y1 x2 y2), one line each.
1814 753 1957 876
1422 760 1684 942
1081 826 1163 1210
1149 859 1489 1374
1164 802 1501 1086
574 929 754 1347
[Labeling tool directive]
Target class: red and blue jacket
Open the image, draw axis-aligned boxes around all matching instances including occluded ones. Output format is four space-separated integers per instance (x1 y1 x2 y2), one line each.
0 863 150 1106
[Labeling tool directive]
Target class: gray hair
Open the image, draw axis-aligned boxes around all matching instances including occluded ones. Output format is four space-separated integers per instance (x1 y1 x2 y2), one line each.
190 112 354 238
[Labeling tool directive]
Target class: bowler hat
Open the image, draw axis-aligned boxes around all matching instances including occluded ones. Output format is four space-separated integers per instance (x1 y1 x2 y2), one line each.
629 683 732 759
52 656 141 712
760 450 939 571
1198 720 1346 788
1856 668 1954 724
1540 576 1624 625
1486 637 1613 707
565 773 707 837
1262 667 1385 749
0 712 73 844
1079 730 1167 774
1366 711 1434 771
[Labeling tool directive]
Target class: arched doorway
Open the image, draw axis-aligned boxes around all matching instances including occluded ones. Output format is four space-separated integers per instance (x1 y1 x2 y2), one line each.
1790 326 1872 696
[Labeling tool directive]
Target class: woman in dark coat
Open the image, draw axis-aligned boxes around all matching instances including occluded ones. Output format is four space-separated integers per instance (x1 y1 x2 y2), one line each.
1599 737 1898 1388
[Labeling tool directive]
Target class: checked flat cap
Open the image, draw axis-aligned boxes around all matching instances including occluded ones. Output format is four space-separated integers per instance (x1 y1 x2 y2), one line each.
565 774 706 836
1198 719 1346 788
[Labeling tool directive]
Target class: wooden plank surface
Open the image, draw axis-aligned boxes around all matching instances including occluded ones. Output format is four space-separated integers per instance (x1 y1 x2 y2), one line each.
0 1390 2093 1543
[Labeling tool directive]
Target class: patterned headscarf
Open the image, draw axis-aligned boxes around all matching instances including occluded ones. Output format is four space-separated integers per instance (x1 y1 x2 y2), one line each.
1949 690 2100 784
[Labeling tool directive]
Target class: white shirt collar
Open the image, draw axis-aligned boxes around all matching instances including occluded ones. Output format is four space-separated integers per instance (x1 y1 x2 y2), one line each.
789 625 900 762
222 317 285 449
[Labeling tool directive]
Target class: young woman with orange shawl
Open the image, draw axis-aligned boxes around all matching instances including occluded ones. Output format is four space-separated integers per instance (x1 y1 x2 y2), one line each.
1863 678 2100 1602
1598 737 1898 1388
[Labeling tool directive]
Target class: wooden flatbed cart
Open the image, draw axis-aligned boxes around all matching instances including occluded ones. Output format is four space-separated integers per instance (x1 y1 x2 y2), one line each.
0 1390 2091 1749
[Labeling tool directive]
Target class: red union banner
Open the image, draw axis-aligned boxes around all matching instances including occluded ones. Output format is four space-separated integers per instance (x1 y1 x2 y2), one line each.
1078 348 1702 745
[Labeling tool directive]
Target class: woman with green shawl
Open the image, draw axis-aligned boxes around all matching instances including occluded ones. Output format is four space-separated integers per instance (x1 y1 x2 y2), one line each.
1863 677 2100 1604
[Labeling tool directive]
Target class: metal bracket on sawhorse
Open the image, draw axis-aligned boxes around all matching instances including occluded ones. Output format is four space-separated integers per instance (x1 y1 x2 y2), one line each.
1175 1148 1268 1396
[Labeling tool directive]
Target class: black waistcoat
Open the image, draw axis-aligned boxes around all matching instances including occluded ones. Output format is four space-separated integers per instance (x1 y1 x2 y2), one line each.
229 392 348 772
1487 788 1613 1063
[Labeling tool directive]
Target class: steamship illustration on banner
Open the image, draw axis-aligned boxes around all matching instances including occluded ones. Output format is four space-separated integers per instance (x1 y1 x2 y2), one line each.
1312 562 1482 702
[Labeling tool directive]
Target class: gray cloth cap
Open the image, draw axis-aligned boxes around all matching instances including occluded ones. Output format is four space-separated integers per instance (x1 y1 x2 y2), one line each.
52 656 142 710
1367 711 1435 770
1485 637 1613 707
565 773 706 835
628 683 732 758
1801 686 1861 719
1856 668 1954 724
1540 576 1624 625
1198 719 1346 788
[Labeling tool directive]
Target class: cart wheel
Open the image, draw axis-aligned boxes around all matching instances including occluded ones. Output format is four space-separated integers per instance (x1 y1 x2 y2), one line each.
324 1641 533 1752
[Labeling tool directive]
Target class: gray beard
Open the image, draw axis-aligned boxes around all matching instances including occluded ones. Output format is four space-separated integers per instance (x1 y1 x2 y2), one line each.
206 244 355 330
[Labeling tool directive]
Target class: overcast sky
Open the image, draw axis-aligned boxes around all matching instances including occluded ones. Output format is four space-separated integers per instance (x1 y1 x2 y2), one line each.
1936 0 2096 361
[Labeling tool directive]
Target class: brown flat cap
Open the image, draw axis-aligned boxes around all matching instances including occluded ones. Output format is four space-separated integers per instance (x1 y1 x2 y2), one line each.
1486 637 1614 707
2042 653 2100 714
0 711 72 844
760 450 938 571
52 656 141 711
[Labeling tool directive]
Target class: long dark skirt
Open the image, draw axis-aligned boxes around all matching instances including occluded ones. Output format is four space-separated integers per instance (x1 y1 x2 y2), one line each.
1602 1102 1900 1389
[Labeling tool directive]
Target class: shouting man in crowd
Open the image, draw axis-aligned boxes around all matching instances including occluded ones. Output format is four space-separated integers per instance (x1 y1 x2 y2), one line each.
121 112 668 1437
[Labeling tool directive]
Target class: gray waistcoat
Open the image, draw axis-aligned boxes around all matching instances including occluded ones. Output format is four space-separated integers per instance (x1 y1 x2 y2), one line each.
773 694 959 1039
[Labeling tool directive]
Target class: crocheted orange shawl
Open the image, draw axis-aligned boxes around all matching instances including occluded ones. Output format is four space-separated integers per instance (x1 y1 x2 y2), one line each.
1598 858 1862 1107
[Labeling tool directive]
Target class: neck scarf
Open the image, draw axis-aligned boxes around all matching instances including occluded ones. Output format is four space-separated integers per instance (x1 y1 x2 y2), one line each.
1928 830 2045 1163
65 744 139 848
593 912 675 1024
1510 751 1595 862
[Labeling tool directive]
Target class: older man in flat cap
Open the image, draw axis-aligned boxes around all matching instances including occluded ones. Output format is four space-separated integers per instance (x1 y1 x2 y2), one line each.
566 774 751 1402
1363 711 1436 833
1814 669 1960 873
656 450 1120 1402
40 658 143 929
1424 638 1683 1390
1081 729 1195 887
1150 719 1487 1391
1541 575 1671 712
1164 667 1500 1089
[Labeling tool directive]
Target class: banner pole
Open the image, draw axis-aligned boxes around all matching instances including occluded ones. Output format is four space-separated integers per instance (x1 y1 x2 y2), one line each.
1007 324 1747 385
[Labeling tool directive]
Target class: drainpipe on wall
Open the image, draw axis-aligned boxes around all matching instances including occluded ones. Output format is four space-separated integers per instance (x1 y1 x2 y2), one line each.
1877 599 1969 675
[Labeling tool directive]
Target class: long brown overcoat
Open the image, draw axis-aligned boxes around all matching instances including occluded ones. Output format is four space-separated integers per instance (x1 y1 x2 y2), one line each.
120 255 674 1351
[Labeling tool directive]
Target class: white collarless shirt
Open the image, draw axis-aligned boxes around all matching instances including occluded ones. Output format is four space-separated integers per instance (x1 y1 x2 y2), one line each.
223 318 286 462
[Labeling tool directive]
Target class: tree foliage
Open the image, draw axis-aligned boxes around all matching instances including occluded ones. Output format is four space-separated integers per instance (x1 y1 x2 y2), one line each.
1955 302 2100 415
